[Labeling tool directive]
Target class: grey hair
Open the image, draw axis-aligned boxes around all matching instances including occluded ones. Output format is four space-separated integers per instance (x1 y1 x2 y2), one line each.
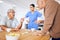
7 9 15 14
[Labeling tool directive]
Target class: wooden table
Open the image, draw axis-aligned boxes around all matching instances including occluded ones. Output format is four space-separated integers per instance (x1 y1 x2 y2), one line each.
0 29 50 40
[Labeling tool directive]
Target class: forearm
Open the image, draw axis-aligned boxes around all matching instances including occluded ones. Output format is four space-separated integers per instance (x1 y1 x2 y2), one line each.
1 25 7 31
38 20 44 23
35 20 44 24
17 22 23 29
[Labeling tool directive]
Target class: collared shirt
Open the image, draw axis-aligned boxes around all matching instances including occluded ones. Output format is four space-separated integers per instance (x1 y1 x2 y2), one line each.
25 11 42 30
0 16 19 28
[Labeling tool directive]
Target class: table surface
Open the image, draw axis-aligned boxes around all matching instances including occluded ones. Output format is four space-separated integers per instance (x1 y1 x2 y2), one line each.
0 29 50 40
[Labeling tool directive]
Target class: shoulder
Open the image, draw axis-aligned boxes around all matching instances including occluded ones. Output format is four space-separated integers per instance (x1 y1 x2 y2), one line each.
47 0 59 6
2 16 7 20
26 11 31 15
35 11 42 14
45 0 59 13
27 11 31 14
35 11 40 13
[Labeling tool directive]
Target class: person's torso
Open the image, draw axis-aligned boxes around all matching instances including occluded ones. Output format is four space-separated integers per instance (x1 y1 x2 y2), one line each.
28 11 39 23
27 11 40 29
45 0 60 38
5 17 18 28
50 5 60 38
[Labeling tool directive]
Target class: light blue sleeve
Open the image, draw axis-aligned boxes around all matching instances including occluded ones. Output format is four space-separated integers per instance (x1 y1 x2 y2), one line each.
15 20 19 27
13 18 19 28
37 11 45 20
39 16 45 20
0 17 6 25
37 12 42 17
25 12 30 18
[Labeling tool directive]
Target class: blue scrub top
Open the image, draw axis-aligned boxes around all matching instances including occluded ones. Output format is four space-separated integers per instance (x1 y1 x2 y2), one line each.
25 11 42 30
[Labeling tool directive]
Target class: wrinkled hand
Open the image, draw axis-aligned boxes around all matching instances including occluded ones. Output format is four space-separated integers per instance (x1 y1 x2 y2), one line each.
14 28 19 31
34 30 49 36
34 30 45 36
35 20 40 24
26 20 29 23
20 18 24 23
11 28 20 32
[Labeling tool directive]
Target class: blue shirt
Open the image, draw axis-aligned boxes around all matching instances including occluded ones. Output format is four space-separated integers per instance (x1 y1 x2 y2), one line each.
25 11 42 30
0 16 19 28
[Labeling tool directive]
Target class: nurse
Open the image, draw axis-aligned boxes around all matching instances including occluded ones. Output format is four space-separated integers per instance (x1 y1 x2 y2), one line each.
25 4 42 30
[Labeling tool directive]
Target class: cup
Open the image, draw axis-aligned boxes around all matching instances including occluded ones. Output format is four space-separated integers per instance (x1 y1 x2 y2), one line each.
31 28 35 32
6 28 11 32
6 33 19 40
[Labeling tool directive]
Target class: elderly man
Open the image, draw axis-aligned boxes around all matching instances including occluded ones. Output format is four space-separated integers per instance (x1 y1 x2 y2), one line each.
37 0 60 40
0 9 23 31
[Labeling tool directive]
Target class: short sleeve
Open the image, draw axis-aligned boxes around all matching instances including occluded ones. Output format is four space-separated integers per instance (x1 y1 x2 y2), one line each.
37 12 42 17
37 15 45 20
37 11 45 20
0 17 6 25
25 12 29 18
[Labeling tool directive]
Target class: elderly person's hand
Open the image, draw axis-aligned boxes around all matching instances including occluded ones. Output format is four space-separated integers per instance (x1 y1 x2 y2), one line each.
34 30 49 36
11 28 20 32
20 18 24 23
33 30 44 36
